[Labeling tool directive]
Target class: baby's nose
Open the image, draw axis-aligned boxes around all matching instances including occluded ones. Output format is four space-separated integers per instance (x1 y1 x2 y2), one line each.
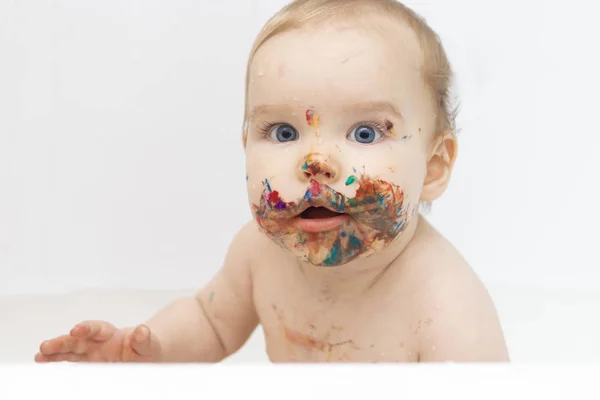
297 153 340 183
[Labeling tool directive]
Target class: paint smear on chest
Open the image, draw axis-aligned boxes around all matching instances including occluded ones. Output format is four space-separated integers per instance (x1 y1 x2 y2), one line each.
284 326 354 361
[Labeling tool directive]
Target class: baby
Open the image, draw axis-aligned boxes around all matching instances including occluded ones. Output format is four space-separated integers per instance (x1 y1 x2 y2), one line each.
35 0 509 363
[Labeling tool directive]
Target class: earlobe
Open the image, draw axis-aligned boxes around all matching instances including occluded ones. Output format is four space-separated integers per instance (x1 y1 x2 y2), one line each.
420 132 458 202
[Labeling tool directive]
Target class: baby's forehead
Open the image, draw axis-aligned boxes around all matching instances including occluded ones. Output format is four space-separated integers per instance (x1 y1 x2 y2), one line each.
247 24 426 115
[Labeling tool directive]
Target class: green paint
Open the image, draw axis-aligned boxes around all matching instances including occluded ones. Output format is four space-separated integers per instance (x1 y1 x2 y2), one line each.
345 175 356 186
209 291 215 303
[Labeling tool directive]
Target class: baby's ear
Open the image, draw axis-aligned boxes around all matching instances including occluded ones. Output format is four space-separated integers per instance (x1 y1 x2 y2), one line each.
420 131 458 202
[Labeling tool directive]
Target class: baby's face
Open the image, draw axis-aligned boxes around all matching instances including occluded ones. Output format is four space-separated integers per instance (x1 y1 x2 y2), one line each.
244 20 439 267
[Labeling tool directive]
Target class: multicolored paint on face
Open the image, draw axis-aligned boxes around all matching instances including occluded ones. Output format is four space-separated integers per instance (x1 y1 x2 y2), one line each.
306 109 321 129
301 153 335 179
251 169 413 267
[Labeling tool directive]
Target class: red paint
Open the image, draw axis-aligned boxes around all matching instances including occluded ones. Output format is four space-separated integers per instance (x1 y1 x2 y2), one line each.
268 190 281 204
305 109 321 128
308 179 322 196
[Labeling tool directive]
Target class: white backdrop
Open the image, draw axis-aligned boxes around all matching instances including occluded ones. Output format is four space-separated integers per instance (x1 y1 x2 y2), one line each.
1 0 599 296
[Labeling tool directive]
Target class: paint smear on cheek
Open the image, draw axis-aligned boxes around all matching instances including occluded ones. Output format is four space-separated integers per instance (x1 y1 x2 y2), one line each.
306 109 321 129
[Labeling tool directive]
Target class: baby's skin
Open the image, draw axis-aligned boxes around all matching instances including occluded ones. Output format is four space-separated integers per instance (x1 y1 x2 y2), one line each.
35 6 509 364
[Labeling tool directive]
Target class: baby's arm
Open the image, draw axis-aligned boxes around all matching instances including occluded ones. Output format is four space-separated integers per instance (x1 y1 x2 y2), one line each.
146 221 260 362
416 266 510 363
36 221 259 363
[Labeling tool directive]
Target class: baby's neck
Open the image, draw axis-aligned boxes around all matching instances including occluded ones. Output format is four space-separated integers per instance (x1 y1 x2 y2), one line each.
297 214 424 300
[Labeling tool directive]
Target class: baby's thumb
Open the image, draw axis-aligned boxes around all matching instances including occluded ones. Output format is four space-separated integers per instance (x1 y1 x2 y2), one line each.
130 325 160 359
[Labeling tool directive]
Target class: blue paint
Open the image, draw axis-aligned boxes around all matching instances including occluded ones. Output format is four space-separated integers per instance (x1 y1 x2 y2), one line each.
341 232 347 237
323 239 343 266
348 235 362 250
275 201 286 210
265 179 272 192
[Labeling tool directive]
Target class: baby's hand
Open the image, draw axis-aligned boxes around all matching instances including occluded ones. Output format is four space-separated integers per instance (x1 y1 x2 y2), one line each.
35 321 162 363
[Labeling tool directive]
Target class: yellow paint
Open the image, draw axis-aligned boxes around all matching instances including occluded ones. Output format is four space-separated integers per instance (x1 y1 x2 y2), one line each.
306 109 321 129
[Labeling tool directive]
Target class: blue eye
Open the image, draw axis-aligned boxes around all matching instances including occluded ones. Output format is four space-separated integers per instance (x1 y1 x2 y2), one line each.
269 124 298 143
348 125 382 144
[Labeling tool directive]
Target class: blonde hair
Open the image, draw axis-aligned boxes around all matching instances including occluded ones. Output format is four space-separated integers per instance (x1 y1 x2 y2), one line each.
241 0 458 147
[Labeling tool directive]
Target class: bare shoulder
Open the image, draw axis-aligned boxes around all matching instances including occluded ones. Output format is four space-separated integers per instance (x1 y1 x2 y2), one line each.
227 219 281 269
408 219 510 362
225 219 265 258
197 219 268 305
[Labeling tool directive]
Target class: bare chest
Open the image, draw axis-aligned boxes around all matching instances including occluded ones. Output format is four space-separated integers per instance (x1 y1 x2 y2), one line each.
253 276 421 363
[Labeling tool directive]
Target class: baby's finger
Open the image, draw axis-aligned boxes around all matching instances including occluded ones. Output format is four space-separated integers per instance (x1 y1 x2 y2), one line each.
70 321 115 341
35 352 89 363
130 325 153 357
39 335 77 355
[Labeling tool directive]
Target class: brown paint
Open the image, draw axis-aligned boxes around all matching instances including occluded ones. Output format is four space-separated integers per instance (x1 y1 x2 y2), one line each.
283 327 353 353
384 119 396 138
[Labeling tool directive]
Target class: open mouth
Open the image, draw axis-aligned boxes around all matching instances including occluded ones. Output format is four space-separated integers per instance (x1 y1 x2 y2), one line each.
300 207 343 220
294 207 350 233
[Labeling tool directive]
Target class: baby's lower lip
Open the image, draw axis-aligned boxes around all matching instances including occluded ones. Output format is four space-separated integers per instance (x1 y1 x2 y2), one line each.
293 214 351 233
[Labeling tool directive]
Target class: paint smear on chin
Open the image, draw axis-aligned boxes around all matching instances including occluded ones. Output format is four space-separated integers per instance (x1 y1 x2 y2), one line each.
251 172 413 267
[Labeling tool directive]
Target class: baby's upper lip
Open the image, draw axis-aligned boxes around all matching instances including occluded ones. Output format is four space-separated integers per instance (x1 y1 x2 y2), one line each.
291 192 346 217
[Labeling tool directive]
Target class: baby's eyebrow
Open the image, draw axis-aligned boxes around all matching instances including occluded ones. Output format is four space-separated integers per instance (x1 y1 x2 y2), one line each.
247 101 403 124
247 104 300 125
341 101 404 120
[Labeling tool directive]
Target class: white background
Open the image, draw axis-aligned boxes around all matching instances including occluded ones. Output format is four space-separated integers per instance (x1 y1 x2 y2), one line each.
1 0 599 325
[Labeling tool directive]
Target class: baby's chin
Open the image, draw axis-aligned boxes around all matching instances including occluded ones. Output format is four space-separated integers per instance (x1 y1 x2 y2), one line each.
262 218 390 267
